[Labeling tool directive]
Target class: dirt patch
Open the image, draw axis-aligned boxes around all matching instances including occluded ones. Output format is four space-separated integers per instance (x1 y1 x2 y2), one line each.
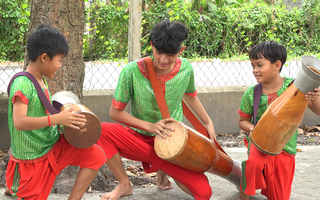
0 149 156 194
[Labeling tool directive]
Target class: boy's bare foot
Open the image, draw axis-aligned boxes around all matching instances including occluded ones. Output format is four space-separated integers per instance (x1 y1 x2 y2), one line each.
156 169 173 190
238 191 249 200
4 188 12 196
100 182 133 200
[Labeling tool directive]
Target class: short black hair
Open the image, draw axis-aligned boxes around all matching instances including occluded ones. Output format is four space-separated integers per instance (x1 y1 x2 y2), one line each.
150 19 188 55
249 41 287 72
27 24 69 62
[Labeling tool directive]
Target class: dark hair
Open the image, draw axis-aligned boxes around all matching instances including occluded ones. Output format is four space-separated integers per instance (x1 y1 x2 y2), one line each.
27 24 69 62
150 19 188 54
249 41 287 72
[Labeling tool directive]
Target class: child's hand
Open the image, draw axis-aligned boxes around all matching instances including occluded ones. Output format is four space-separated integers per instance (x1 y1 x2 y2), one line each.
249 126 254 134
305 88 320 101
205 121 216 140
54 107 86 129
149 118 175 139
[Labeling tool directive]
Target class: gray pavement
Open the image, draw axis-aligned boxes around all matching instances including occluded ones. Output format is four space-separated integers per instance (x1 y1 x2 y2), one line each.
0 146 319 200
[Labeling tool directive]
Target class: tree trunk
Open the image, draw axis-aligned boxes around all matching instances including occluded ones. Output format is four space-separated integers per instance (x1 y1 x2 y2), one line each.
24 0 85 101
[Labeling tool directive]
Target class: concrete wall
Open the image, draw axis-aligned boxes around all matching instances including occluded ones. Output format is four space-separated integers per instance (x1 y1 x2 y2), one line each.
1 87 319 150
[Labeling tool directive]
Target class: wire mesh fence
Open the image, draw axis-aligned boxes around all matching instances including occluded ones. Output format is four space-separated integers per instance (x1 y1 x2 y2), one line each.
1 0 319 93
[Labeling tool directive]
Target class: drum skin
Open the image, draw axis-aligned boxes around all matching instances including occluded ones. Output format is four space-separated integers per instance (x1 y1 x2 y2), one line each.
250 84 309 155
60 103 102 148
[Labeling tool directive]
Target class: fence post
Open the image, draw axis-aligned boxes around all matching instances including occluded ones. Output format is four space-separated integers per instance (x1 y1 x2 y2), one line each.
128 0 142 62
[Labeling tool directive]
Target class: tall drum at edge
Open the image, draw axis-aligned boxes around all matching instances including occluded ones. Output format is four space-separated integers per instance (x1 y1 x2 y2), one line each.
250 55 320 155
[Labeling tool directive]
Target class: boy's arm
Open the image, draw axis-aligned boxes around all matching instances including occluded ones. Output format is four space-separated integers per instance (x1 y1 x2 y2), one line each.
306 88 320 115
13 97 49 130
13 96 86 131
109 105 174 138
182 94 216 140
238 116 254 133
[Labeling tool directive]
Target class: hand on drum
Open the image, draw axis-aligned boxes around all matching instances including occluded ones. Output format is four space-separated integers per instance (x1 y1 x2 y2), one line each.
53 107 86 129
205 120 216 140
150 118 175 139
250 126 254 133
245 125 254 137
305 88 320 101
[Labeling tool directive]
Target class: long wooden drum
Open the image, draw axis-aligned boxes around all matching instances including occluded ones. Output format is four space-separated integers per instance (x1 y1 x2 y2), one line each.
155 121 217 172
52 91 102 148
250 84 309 155
250 55 320 155
154 121 241 187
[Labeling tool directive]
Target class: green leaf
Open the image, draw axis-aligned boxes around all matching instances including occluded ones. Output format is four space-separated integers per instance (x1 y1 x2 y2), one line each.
21 3 28 9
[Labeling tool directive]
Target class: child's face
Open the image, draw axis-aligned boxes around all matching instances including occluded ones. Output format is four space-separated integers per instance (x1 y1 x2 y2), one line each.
151 45 185 75
251 56 281 83
41 54 64 78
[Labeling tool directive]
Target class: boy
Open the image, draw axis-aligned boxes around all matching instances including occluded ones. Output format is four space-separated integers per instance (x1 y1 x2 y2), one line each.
238 41 320 200
5 24 106 200
96 20 216 200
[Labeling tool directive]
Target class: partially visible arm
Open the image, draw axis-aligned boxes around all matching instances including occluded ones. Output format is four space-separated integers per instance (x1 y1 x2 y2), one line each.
109 105 174 138
238 116 254 133
306 88 320 115
182 94 216 140
13 96 86 131
13 97 48 130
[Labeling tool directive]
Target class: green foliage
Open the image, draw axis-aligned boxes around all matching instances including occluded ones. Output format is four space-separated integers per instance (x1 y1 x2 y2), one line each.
83 1 129 60
0 0 29 61
1 0 319 61
136 0 320 60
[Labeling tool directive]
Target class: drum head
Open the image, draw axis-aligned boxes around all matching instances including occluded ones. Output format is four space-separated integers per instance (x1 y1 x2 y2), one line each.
52 91 81 105
63 111 102 148
154 121 188 160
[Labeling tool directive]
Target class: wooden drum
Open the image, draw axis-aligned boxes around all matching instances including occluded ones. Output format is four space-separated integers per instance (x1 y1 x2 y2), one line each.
154 121 217 172
250 55 320 155
52 91 102 148
250 84 309 155
154 121 241 187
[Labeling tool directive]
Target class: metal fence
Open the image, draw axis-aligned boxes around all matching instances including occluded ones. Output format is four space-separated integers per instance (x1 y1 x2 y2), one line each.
1 0 319 93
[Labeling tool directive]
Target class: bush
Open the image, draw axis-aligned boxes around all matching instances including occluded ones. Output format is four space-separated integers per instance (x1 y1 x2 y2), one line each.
83 2 129 61
0 0 29 62
1 0 319 61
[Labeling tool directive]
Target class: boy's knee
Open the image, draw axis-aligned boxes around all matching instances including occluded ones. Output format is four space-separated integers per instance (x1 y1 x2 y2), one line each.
193 183 212 200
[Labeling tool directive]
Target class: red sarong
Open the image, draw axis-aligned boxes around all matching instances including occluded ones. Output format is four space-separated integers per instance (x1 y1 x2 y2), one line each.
6 135 106 200
96 122 212 200
241 139 295 200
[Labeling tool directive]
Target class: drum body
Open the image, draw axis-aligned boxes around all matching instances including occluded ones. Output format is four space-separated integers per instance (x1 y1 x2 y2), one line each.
250 84 308 155
52 91 102 148
155 121 217 172
250 55 320 155
154 121 241 187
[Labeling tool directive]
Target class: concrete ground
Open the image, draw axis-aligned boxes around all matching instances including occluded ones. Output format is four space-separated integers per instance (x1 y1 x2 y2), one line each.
0 146 319 200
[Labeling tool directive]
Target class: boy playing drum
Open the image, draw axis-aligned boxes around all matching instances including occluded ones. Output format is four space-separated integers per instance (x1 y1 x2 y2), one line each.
238 41 320 200
97 20 216 200
5 24 106 200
